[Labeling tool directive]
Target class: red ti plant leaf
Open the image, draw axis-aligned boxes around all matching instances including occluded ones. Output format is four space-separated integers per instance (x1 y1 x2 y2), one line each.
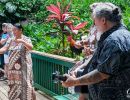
64 20 73 25
64 20 73 30
61 13 71 21
46 4 61 15
72 30 79 34
48 14 60 21
51 4 60 15
67 22 87 34
73 22 88 30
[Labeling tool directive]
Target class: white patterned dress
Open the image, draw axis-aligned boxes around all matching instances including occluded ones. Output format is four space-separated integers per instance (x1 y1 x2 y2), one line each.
6 35 35 100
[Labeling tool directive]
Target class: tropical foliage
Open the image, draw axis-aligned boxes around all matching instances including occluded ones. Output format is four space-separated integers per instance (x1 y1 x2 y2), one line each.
46 1 87 55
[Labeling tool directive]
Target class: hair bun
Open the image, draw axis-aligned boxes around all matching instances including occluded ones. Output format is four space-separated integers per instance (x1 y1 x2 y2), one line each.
112 8 119 15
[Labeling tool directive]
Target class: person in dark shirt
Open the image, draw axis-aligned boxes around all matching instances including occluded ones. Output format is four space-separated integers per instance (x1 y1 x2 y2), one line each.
62 2 130 100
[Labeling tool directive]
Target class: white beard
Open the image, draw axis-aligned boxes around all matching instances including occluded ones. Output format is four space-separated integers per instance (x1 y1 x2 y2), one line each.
90 25 102 41
96 31 102 41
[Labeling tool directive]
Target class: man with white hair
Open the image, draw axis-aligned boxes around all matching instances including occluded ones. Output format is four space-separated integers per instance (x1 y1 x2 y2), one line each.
62 2 130 100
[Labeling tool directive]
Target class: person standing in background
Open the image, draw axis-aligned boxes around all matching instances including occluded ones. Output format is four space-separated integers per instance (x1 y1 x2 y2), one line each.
0 23 36 100
1 23 14 80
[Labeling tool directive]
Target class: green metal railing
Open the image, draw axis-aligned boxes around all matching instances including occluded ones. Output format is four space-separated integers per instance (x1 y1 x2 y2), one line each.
31 51 76 96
